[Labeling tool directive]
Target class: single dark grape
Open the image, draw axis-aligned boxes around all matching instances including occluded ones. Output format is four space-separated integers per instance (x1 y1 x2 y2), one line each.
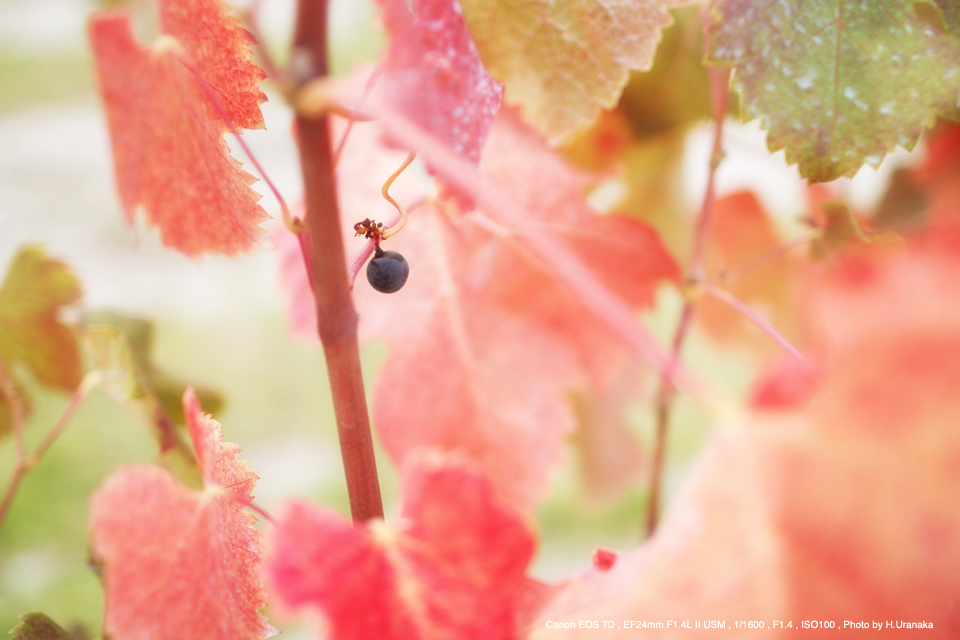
367 250 409 293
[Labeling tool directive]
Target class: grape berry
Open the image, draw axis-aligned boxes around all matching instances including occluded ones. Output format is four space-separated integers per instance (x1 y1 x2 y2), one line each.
367 249 409 293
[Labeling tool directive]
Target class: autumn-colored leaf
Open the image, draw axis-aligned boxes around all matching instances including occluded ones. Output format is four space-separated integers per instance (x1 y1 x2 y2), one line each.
281 112 677 509
8 612 75 640
460 0 697 142
697 191 799 350
568 364 646 504
88 0 269 257
873 167 928 231
90 389 272 640
0 246 82 392
916 120 960 225
377 0 503 163
708 0 960 182
529 229 960 635
267 457 543 640
355 113 678 509
618 5 713 138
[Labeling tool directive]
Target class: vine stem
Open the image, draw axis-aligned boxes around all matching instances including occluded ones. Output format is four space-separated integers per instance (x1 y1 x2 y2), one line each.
645 63 731 538
291 0 383 522
0 363 96 531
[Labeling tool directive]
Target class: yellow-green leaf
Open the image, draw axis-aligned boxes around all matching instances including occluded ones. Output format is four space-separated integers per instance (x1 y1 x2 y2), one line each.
708 0 960 182
0 246 82 391
8 612 75 640
461 0 697 143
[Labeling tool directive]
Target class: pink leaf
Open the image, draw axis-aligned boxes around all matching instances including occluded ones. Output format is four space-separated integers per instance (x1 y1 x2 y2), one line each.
267 457 544 640
88 0 269 257
90 389 272 640
528 230 960 635
377 0 503 163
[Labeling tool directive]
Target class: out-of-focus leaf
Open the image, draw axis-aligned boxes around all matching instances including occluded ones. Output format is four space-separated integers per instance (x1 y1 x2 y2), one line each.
561 108 636 172
611 130 690 260
698 191 799 351
460 0 699 142
619 5 713 138
81 316 205 488
569 364 645 504
376 0 503 164
8 612 75 640
874 167 929 232
268 457 544 640
528 229 960 634
916 120 960 225
924 0 960 37
0 246 82 392
811 201 903 259
708 0 960 182
82 311 224 422
283 112 679 510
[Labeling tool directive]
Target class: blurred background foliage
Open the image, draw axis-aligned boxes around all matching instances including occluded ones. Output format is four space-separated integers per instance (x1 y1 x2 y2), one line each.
0 0 915 636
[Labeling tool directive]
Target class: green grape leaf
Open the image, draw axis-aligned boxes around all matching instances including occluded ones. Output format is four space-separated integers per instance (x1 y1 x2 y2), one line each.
0 246 82 391
708 0 960 182
460 0 697 143
8 612 75 640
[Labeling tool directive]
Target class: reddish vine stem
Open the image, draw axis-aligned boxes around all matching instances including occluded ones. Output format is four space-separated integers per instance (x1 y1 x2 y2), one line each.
291 0 383 522
645 65 732 538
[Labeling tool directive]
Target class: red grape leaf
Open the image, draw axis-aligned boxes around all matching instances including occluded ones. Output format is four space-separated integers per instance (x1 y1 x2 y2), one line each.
0 245 82 391
279 112 677 508
377 0 503 163
267 457 543 640
8 613 75 640
708 0 960 183
529 230 960 634
350 112 679 509
459 0 698 142
90 389 272 640
88 0 269 257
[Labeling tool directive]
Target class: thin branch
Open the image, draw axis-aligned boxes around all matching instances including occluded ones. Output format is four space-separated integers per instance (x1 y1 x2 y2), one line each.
332 65 382 169
0 357 24 461
28 373 98 467
291 0 383 522
703 284 809 365
0 356 25 529
645 62 732 538
0 371 96 531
